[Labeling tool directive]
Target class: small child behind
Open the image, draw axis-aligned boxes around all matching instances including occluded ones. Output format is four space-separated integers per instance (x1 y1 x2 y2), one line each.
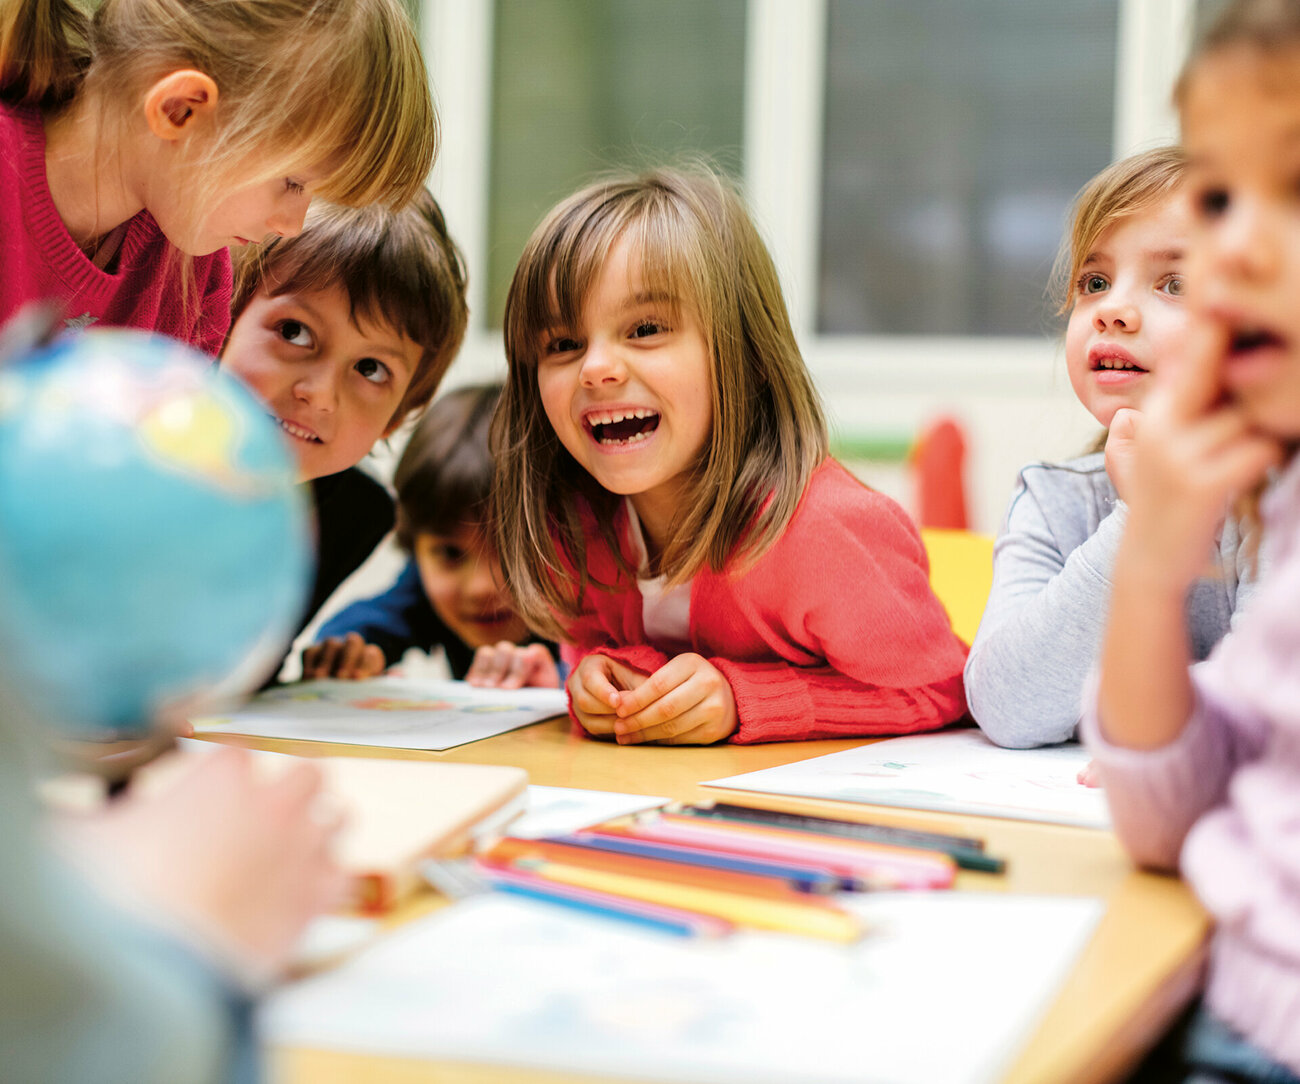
493 166 968 745
965 147 1255 749
222 191 468 644
305 384 559 688
1087 1 1300 1078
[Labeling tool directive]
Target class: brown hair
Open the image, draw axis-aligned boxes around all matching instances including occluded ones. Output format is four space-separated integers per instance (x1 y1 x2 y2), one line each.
0 0 437 211
393 384 501 550
492 165 828 638
230 190 469 429
1176 0 1300 106
1051 146 1187 317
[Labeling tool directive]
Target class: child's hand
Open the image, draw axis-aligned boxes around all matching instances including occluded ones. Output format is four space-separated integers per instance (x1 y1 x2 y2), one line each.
301 633 386 681
466 642 561 689
59 746 346 978
608 653 738 745
1104 408 1141 502
1076 760 1102 787
567 654 646 738
1121 323 1282 592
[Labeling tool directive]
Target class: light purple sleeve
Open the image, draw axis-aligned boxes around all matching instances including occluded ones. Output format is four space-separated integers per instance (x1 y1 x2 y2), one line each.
1080 668 1269 871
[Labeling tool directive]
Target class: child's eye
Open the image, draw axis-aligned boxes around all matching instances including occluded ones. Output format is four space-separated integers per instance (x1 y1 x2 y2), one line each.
276 319 314 347
354 357 391 385
1160 274 1186 297
1077 274 1109 296
432 544 466 565
1195 186 1230 219
544 335 583 356
631 320 667 339
285 178 306 196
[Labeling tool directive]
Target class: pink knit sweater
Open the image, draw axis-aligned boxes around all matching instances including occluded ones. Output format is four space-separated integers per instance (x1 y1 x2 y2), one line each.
1083 453 1300 1073
0 101 231 354
559 460 970 743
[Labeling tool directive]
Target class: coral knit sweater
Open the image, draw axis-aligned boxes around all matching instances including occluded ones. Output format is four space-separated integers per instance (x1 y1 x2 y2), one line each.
0 101 231 354
560 459 969 743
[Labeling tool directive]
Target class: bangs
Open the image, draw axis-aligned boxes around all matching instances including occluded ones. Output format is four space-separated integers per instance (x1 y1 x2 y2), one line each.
507 185 707 366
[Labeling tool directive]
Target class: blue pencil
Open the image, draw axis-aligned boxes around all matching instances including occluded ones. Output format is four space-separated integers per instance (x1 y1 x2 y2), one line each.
489 878 714 937
549 831 847 892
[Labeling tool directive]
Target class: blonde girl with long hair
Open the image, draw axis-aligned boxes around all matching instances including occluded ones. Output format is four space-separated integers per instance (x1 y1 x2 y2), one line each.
0 0 436 353
965 148 1257 752
493 166 968 746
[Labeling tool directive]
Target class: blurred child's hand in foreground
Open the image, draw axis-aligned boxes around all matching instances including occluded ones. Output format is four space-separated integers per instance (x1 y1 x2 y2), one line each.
1077 760 1102 787
466 642 560 689
609 653 738 746
1104 408 1141 503
1122 323 1282 593
302 632 386 681
568 654 647 739
57 746 346 980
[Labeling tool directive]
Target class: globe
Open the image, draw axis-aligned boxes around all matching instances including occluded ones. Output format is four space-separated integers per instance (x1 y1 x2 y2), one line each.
0 329 312 740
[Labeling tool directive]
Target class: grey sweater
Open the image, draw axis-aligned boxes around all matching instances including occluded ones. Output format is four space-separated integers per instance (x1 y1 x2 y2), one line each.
965 452 1256 748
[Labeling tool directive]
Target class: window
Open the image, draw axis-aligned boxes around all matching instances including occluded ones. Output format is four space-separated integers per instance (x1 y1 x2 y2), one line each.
817 1 1119 336
486 0 746 325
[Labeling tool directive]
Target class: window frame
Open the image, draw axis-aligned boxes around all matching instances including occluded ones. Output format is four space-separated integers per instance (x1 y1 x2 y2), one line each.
420 0 1198 401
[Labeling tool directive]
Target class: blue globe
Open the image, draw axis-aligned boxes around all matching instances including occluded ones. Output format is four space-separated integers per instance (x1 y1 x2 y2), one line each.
0 329 312 740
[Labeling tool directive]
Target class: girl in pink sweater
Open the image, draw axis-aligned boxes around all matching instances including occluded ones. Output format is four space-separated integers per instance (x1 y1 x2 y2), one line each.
492 167 968 746
1085 1 1300 1078
0 0 435 353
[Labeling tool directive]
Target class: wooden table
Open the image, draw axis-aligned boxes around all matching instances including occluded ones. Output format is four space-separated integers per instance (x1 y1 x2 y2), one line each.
201 720 1209 1084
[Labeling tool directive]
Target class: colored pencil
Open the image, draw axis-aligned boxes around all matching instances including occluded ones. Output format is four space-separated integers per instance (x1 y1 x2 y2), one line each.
480 866 732 938
551 831 845 893
678 802 1007 874
626 814 956 889
506 857 864 943
482 837 835 903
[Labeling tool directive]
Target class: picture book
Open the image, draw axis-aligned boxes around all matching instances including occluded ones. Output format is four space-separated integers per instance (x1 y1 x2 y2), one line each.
261 890 1103 1084
191 677 567 750
703 729 1109 829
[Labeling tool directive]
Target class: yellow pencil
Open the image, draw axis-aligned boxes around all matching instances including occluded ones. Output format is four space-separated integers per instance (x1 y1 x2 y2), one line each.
528 859 863 943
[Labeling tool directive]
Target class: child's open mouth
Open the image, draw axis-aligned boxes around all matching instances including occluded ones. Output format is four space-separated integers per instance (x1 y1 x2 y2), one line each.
1229 326 1286 357
584 408 661 446
276 417 322 443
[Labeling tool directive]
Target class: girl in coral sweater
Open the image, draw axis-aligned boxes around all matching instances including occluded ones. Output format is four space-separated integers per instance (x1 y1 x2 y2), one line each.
492 166 968 746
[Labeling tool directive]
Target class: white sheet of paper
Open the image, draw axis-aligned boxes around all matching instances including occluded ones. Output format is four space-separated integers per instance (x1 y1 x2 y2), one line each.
510 785 669 839
192 677 566 751
261 891 1102 1084
704 730 1110 829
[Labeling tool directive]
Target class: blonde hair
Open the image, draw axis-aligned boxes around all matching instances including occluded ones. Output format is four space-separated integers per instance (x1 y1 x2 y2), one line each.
492 165 828 638
0 0 437 211
1051 146 1187 317
230 191 468 430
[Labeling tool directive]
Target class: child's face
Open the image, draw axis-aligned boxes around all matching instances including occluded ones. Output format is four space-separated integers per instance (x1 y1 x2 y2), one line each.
412 526 530 650
535 233 713 547
1064 196 1192 427
222 284 421 480
154 163 324 257
1182 46 1300 439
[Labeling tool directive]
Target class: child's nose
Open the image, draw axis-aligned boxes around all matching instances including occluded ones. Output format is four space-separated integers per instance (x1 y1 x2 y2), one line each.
1206 199 1279 284
579 340 626 386
1092 292 1140 333
294 366 338 412
462 559 502 603
268 195 311 239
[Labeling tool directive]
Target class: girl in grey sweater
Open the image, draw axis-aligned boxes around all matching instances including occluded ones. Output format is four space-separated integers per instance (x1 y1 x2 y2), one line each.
965 148 1255 749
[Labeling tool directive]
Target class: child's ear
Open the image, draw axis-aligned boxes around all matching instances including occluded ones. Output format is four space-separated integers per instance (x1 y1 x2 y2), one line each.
143 71 220 142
